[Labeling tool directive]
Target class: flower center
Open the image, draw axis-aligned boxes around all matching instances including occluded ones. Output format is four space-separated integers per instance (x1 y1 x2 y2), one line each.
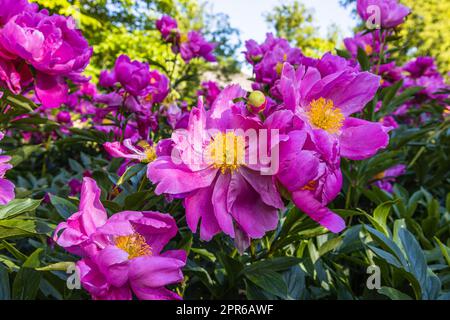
138 141 157 163
308 98 344 134
301 180 317 191
365 44 373 55
180 33 189 43
275 53 288 75
207 132 245 174
373 171 386 180
115 232 152 259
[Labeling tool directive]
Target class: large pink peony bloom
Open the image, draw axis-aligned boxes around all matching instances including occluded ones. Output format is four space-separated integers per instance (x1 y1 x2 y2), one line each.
178 31 216 63
0 132 15 205
0 58 33 94
147 86 284 251
277 59 390 162
357 0 410 29
156 15 178 42
0 0 38 26
0 9 92 107
54 177 186 300
271 115 345 233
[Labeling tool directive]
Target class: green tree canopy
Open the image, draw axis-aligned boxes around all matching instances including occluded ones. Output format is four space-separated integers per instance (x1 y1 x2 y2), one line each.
265 0 339 57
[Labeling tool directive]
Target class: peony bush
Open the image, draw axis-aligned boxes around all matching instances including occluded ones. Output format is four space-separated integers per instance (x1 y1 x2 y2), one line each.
0 0 449 301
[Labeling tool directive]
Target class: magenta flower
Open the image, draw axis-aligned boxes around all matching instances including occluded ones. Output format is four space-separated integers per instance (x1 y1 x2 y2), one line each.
378 62 403 87
54 177 186 300
56 111 72 124
147 70 169 103
244 39 264 65
178 31 216 63
99 69 117 88
260 107 345 232
278 60 390 161
147 86 284 250
373 164 406 193
403 56 440 79
249 33 302 87
0 132 15 205
114 55 151 96
0 0 37 26
0 58 33 94
344 31 384 59
197 81 221 107
163 102 190 129
156 15 178 42
68 178 82 196
275 126 345 233
104 139 172 176
0 9 92 107
357 0 410 29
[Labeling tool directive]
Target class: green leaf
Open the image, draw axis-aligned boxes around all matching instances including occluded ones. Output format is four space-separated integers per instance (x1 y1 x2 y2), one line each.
245 280 275 300
446 193 450 213
36 262 74 272
12 249 43 300
389 86 424 110
335 48 351 59
318 237 343 257
116 163 146 186
0 264 10 300
190 248 216 263
372 200 397 236
364 226 408 267
245 270 287 299
243 257 301 274
49 194 77 219
5 145 42 167
4 93 38 112
1 241 27 262
368 245 402 268
0 218 53 239
283 265 305 300
398 227 428 292
381 80 403 114
356 47 370 71
0 198 42 220
0 255 19 272
435 237 450 267
378 287 412 300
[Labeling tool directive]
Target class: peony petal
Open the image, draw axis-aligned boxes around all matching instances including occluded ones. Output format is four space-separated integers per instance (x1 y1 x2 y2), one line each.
212 173 235 237
95 245 130 288
184 184 221 241
35 72 68 108
339 117 390 160
129 255 185 289
292 190 345 233
147 156 218 195
79 177 108 236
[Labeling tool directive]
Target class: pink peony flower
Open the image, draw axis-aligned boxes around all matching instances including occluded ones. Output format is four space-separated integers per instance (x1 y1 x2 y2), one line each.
0 132 15 205
0 8 92 107
357 0 410 29
54 177 186 300
147 86 284 251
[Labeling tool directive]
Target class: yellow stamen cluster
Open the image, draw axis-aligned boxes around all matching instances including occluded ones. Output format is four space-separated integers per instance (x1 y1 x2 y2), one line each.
138 141 157 163
373 171 386 180
275 53 288 75
308 98 344 134
180 33 189 43
365 44 373 55
207 132 245 174
115 233 152 259
301 180 318 191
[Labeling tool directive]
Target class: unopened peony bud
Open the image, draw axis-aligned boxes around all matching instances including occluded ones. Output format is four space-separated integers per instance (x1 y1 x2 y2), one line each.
248 90 266 113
